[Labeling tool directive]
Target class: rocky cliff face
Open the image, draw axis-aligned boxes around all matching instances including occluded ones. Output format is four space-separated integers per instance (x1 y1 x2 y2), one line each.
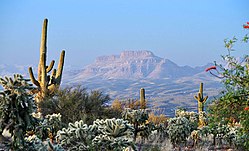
73 50 208 80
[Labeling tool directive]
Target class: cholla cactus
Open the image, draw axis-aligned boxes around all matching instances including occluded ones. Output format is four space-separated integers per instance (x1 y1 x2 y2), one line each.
25 135 64 151
122 108 150 141
56 120 92 150
167 116 191 148
57 118 136 150
175 109 198 131
92 118 136 150
0 74 36 149
44 113 62 141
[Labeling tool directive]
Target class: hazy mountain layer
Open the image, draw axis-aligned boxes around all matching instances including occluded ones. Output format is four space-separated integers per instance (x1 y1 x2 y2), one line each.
0 51 221 116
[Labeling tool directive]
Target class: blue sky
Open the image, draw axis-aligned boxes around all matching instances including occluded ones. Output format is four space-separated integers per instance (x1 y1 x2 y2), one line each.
0 0 248 68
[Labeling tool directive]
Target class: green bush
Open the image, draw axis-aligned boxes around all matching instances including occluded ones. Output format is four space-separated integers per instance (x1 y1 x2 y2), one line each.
207 25 249 150
40 86 115 126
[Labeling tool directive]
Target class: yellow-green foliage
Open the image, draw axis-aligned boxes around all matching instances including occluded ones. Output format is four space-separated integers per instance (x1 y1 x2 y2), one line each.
111 99 123 111
148 112 168 126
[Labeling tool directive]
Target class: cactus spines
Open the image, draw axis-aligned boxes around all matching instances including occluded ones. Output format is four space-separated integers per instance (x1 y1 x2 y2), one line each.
28 19 65 106
194 83 208 127
140 88 146 109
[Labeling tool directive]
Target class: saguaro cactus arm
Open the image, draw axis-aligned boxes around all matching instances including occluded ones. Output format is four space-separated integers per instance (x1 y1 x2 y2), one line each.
55 50 65 85
46 60 55 73
28 67 40 87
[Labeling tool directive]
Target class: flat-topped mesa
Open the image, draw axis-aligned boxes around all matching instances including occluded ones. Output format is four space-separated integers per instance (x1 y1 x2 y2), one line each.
120 50 155 59
95 50 155 63
95 55 119 63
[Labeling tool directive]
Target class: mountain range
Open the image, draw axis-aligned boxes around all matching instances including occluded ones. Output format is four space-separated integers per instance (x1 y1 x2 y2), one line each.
68 51 213 80
0 51 222 116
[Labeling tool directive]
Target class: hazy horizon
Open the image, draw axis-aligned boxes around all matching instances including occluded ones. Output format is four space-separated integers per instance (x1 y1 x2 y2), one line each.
1 0 248 68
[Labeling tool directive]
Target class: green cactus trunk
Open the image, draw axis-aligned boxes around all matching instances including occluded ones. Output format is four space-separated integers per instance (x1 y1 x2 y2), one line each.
28 19 65 112
194 83 208 127
140 88 146 109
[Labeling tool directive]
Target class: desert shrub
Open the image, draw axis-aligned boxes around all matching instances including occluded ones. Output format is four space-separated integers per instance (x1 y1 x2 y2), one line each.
206 24 249 150
40 86 114 126
148 112 168 126
147 112 168 142
111 99 123 111
124 99 141 110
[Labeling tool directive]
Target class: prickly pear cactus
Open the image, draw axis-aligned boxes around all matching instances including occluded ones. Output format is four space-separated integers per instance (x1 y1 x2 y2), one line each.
0 74 36 149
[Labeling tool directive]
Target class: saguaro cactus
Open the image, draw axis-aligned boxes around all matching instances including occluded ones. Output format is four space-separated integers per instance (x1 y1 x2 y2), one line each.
194 83 208 127
140 88 146 109
28 19 65 109
194 83 208 113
